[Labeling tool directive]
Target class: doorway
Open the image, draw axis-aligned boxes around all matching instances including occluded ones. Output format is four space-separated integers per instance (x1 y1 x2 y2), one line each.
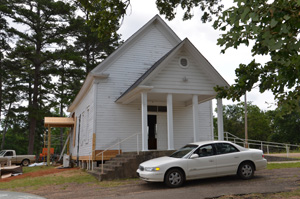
148 115 157 150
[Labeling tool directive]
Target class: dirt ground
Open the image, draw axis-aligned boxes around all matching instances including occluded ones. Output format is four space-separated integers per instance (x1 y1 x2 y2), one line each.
1 166 299 199
0 167 79 183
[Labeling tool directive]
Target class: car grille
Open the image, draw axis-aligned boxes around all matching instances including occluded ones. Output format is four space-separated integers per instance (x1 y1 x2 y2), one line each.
139 165 144 171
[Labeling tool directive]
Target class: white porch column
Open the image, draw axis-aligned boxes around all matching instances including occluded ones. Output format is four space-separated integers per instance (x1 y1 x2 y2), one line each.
217 98 224 140
192 95 199 142
167 94 174 150
141 92 148 151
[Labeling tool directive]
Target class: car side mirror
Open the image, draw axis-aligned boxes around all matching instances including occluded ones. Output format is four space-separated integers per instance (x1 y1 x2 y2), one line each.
190 154 199 159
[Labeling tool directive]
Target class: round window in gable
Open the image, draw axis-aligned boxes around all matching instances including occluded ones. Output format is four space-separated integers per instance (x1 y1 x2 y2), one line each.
179 57 189 68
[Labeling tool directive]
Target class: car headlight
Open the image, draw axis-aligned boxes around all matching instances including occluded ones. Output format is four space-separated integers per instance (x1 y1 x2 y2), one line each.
144 167 160 172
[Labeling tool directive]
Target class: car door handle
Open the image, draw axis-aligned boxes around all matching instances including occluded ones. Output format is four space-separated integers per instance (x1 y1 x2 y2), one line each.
209 160 214 162
234 156 239 158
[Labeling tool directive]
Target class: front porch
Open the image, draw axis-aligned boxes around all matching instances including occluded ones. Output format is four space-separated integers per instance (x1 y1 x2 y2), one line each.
117 89 225 152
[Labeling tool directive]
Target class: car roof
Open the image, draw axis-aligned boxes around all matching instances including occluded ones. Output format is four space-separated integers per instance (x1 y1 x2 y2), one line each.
189 140 238 146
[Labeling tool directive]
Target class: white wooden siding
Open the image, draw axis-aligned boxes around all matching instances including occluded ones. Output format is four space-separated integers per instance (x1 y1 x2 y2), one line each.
173 106 194 149
94 24 176 151
148 50 216 92
102 25 175 97
198 101 214 141
156 114 168 150
70 84 94 157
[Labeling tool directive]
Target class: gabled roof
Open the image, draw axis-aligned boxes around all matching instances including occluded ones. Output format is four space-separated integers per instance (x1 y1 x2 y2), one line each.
91 14 181 75
116 38 230 103
68 15 181 112
115 41 184 102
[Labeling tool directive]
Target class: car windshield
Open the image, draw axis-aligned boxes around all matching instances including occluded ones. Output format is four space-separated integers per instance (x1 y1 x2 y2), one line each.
0 150 6 156
170 145 198 158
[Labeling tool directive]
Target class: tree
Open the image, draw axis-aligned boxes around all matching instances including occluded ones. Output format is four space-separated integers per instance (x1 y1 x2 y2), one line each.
216 102 272 141
213 0 300 111
69 3 121 74
76 0 126 42
268 103 300 145
2 0 75 154
0 1 12 129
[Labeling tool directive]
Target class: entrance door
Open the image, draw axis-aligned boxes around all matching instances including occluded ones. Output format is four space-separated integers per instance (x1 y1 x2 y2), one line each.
148 115 157 150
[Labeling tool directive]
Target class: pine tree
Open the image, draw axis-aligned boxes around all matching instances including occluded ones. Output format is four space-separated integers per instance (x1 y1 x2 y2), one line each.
2 0 74 154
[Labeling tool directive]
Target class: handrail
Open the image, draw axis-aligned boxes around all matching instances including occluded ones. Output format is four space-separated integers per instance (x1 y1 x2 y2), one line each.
96 132 141 174
221 132 300 158
225 132 300 147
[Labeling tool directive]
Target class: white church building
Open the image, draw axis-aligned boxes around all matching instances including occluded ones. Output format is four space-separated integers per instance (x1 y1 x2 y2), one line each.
66 15 229 163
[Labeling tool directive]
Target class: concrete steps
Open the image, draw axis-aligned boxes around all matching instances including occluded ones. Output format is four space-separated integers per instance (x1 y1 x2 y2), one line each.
87 150 175 181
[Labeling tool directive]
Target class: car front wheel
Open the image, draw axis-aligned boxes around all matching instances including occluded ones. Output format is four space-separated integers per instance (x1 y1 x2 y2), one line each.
238 162 254 180
164 168 184 188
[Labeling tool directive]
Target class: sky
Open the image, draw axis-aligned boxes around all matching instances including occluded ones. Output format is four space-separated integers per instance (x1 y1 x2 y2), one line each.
117 0 277 111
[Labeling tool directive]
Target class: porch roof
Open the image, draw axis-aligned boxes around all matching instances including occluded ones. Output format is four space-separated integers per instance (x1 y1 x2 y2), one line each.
44 117 74 128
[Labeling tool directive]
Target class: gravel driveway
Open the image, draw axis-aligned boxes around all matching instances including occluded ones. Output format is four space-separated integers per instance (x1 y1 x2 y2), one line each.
29 168 300 199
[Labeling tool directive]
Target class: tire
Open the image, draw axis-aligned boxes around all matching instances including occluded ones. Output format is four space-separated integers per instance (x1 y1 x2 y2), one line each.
164 168 184 188
238 162 254 180
21 159 30 167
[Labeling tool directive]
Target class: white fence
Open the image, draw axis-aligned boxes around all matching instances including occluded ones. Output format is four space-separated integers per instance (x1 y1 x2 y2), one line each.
221 132 300 158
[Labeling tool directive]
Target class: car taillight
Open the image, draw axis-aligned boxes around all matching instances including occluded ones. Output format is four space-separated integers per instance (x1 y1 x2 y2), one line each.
262 154 264 158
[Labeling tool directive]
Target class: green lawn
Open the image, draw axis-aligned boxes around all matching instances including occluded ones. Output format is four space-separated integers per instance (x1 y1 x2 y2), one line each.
267 162 300 170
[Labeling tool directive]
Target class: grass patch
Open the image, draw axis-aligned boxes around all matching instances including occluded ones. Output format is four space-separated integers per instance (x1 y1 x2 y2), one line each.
0 169 97 191
22 165 55 174
267 162 300 170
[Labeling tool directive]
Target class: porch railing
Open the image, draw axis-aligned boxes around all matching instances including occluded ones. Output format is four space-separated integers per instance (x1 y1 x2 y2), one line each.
221 132 300 158
95 132 141 174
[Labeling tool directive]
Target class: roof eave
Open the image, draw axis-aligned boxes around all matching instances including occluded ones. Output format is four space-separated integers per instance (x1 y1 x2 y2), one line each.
116 85 153 104
67 73 109 112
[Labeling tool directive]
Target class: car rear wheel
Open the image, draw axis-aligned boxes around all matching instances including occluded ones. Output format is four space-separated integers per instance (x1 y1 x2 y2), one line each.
21 159 30 166
238 162 254 180
164 168 184 188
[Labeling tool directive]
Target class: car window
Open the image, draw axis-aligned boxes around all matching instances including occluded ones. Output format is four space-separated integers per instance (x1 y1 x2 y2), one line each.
194 144 214 157
170 144 198 158
5 151 13 156
215 143 239 155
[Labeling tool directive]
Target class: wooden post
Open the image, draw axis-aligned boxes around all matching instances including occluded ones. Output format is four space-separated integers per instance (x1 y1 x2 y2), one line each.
244 92 248 148
47 125 51 166
67 130 70 155
43 131 46 162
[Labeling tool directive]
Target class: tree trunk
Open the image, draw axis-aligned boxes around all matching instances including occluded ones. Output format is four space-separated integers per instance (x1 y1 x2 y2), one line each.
0 57 2 128
60 102 64 153
28 65 40 155
1 102 12 150
59 64 65 153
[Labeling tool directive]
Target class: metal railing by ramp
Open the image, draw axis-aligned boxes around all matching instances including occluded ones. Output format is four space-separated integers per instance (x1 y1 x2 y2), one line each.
95 132 141 174
221 132 300 158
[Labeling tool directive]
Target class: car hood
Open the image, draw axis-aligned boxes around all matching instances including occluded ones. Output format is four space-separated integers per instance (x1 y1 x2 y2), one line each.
140 156 180 167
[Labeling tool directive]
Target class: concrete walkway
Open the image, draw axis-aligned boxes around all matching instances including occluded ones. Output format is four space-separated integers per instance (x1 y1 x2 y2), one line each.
0 191 46 199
